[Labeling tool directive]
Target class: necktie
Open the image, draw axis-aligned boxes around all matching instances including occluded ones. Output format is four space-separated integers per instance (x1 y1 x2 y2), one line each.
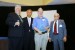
19 15 23 23
54 22 57 35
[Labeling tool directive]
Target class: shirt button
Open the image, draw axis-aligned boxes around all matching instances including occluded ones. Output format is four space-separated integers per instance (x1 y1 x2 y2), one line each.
29 30 30 32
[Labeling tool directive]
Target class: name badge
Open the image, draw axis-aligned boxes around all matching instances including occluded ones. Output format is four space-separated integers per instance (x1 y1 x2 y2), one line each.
59 25 62 27
42 19 45 21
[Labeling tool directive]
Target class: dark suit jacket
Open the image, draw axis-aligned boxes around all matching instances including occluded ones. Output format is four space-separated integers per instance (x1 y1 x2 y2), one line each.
23 17 35 50
23 17 34 37
6 13 24 37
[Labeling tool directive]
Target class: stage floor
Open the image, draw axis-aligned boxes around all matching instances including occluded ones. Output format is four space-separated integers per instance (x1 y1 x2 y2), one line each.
0 37 8 50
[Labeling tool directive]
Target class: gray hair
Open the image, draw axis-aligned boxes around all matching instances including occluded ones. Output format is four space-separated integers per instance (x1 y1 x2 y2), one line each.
54 13 60 17
15 5 21 11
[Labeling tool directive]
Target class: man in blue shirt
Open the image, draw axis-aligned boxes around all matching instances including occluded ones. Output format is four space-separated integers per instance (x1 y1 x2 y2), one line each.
32 8 49 50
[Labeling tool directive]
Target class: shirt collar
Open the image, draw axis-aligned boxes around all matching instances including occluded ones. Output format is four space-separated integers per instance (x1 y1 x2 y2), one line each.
27 17 31 19
37 16 44 19
54 20 59 23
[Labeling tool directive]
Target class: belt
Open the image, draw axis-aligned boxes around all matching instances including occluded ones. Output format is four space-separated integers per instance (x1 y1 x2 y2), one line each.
35 31 47 34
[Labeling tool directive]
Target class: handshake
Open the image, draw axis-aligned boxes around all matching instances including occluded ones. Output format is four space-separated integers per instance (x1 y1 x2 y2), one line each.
14 20 20 27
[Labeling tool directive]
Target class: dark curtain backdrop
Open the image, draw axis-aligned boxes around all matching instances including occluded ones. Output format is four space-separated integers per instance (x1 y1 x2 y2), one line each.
0 4 75 50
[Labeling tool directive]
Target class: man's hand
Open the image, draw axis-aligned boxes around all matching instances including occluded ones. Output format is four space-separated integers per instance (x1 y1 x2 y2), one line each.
45 27 50 33
63 36 67 42
14 20 20 26
48 38 51 42
33 27 42 35
45 27 49 30
38 31 42 35
47 29 50 33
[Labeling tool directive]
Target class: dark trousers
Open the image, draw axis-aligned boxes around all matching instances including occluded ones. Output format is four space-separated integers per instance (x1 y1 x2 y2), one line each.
23 32 35 50
9 37 23 50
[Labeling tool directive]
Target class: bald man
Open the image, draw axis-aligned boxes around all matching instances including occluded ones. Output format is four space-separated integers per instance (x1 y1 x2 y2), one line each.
49 13 67 50
32 8 49 50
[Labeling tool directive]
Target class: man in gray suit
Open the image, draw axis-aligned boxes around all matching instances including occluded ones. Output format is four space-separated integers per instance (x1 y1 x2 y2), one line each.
49 13 67 50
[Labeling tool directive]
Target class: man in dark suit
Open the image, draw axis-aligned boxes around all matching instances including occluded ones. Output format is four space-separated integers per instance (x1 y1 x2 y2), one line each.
23 9 35 50
6 5 23 50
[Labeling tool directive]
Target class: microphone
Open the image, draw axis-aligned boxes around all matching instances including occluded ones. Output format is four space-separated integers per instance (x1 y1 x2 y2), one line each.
14 20 20 27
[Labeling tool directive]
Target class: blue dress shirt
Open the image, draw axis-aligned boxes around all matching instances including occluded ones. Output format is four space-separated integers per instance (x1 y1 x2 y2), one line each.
32 16 49 32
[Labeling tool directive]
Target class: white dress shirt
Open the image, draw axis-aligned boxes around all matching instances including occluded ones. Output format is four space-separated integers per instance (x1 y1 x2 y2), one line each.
27 17 31 27
53 20 58 33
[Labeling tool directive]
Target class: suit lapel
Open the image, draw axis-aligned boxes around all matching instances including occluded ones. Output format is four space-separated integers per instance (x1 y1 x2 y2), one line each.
58 20 61 32
51 21 54 31
30 18 33 27
26 17 33 27
15 13 20 19
15 13 23 23
26 17 29 27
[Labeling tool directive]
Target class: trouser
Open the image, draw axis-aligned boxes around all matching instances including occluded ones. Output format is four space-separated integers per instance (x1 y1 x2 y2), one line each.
9 37 23 50
34 33 48 50
53 35 64 50
23 32 35 50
